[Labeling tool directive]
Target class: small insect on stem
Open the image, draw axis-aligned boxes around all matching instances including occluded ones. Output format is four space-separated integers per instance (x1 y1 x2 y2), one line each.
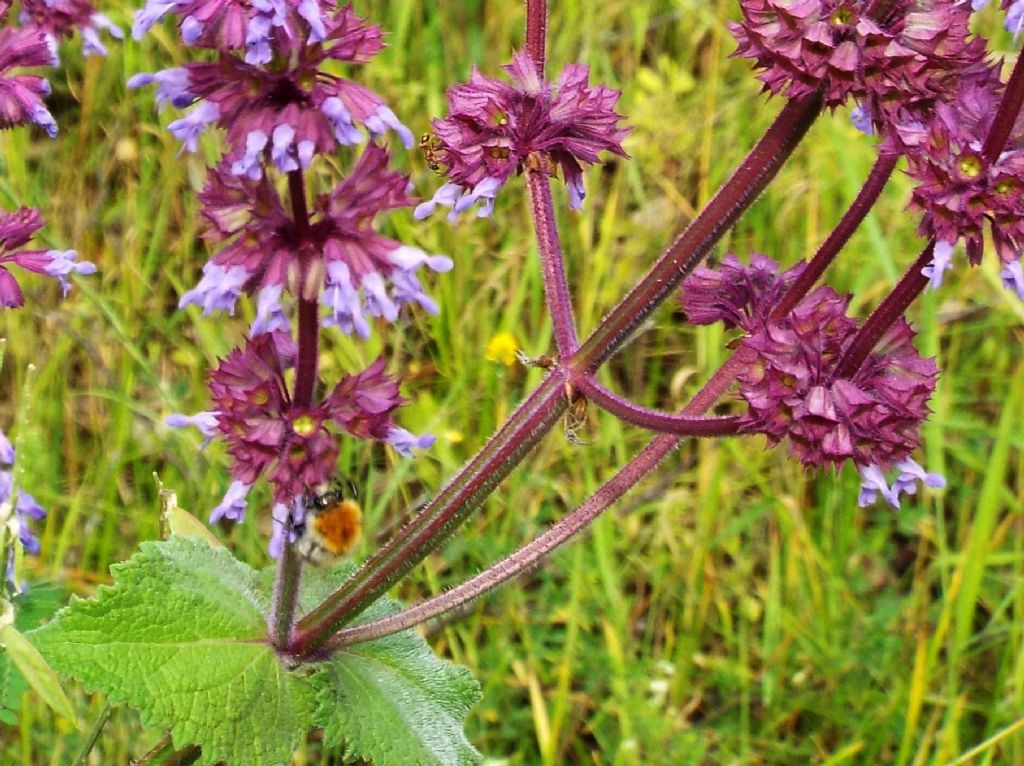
419 132 446 174
563 383 589 445
515 349 558 369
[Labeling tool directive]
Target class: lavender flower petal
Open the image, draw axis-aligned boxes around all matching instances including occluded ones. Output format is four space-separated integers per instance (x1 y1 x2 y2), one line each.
250 284 290 336
1001 260 1024 301
922 240 956 290
210 480 250 524
386 427 436 457
858 464 900 509
179 262 250 315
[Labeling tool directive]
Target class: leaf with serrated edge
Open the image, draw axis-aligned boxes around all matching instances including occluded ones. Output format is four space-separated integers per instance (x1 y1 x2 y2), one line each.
305 565 482 766
28 536 315 766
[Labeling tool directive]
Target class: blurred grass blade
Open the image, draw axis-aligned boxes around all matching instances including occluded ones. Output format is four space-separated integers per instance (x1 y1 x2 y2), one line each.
0 623 77 725
954 363 1023 652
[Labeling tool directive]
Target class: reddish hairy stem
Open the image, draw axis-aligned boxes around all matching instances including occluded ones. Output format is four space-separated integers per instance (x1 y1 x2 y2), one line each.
576 376 741 436
288 170 311 239
291 95 821 655
527 167 579 357
270 170 318 648
772 152 898 320
293 298 319 408
525 0 546 75
270 529 303 648
573 94 823 372
288 170 318 409
328 430 681 648
290 372 568 654
328 350 759 647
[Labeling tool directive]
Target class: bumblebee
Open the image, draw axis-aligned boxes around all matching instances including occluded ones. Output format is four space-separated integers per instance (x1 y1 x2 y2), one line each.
297 476 363 561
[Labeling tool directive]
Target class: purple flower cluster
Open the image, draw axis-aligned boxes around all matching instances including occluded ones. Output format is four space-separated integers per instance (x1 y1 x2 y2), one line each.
906 81 1024 295
729 0 988 142
683 254 938 479
1 207 95 309
129 4 411 173
192 145 452 335
680 253 804 331
731 1 1024 297
130 3 449 336
178 334 432 547
0 25 57 136
416 50 629 219
1 428 46 587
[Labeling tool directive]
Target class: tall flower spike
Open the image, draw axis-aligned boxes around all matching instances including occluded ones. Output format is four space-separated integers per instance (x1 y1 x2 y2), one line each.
415 50 630 220
1 207 96 309
0 26 58 136
128 4 412 173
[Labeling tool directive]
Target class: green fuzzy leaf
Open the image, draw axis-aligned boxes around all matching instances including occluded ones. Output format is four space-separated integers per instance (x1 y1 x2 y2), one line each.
28 536 315 766
305 565 482 766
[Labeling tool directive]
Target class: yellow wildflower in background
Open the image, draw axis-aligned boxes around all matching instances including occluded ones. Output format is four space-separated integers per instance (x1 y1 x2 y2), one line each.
485 332 519 366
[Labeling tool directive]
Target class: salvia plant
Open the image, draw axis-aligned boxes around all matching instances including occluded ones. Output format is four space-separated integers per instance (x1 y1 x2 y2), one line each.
0 0 1022 763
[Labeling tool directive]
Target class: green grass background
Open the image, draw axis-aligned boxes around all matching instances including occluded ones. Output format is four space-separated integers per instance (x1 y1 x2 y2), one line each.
2 1 1024 763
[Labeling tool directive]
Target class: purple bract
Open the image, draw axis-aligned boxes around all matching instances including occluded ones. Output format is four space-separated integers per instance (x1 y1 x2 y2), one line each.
729 0 987 144
684 255 937 469
0 26 57 136
207 334 421 503
907 80 1024 277
416 50 629 219
1 207 95 309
